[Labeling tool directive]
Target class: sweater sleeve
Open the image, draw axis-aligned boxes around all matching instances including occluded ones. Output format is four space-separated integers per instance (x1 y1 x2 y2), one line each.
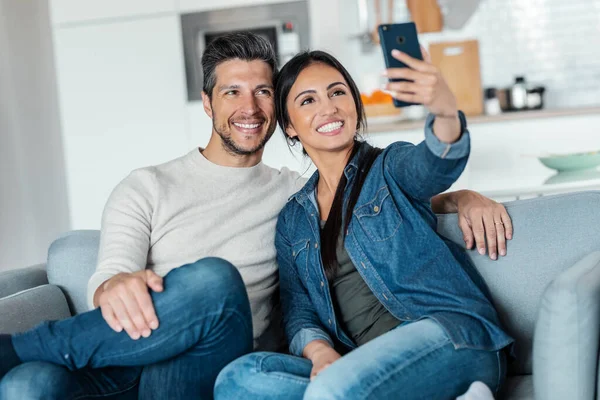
86 169 156 309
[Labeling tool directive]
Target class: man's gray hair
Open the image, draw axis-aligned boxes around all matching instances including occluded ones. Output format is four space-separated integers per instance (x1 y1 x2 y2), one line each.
201 32 278 100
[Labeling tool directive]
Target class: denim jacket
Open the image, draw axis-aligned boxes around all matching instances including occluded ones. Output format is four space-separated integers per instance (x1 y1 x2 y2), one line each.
275 113 514 357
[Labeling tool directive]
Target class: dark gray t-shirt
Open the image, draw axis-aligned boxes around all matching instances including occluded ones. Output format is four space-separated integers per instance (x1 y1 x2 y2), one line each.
321 221 401 346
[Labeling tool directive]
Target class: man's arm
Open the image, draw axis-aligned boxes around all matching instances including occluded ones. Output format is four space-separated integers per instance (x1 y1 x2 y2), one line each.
88 169 163 339
431 190 513 260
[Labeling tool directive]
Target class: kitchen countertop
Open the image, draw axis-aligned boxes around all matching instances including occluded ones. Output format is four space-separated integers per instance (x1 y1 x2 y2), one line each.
452 165 600 200
367 106 600 134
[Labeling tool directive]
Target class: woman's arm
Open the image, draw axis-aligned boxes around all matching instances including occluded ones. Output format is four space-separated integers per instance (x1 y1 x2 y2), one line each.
383 47 461 144
383 124 469 202
383 49 514 259
380 47 470 202
275 213 334 357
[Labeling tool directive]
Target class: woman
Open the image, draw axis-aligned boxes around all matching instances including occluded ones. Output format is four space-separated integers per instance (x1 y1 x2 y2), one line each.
214 49 513 399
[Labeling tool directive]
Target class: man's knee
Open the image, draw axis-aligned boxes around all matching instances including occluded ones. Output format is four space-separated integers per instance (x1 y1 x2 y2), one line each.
159 257 251 336
0 362 67 400
167 257 246 302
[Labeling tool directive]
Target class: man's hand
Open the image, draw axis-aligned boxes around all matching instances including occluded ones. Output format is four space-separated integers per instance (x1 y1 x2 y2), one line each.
94 270 164 340
455 191 513 260
303 340 342 381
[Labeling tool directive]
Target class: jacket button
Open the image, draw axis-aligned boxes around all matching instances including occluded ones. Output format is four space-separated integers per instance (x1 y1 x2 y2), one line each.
321 281 324 287
314 243 318 249
373 206 380 213
292 252 296 257
328 319 332 325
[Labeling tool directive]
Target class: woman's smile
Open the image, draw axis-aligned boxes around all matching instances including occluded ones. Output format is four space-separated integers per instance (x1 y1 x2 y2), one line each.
316 120 345 135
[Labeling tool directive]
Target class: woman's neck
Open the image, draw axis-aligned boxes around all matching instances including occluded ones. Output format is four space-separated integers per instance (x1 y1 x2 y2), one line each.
311 145 355 198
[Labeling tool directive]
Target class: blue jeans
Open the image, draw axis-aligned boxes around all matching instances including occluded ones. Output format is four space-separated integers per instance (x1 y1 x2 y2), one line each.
0 257 253 400
214 319 506 400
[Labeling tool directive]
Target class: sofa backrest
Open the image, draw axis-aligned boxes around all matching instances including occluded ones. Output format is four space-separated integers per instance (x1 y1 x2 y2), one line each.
47 230 100 315
437 191 600 375
47 192 600 376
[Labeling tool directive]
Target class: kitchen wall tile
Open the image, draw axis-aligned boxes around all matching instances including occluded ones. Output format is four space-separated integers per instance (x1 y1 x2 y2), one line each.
342 0 600 109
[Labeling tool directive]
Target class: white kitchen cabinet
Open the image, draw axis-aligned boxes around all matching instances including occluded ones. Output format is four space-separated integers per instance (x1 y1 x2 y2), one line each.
53 15 189 229
50 0 177 25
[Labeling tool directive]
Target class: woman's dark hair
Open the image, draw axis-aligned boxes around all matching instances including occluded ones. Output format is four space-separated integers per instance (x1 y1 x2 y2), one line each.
201 32 278 100
274 51 382 280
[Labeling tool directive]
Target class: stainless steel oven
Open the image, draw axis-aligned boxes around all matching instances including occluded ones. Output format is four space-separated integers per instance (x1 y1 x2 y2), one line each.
181 1 310 102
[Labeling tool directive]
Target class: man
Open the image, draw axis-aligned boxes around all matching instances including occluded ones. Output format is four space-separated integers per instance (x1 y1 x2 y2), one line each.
0 33 511 399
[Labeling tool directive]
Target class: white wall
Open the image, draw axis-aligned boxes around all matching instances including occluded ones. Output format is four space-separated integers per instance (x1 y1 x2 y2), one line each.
0 0 70 270
45 0 600 231
53 14 189 229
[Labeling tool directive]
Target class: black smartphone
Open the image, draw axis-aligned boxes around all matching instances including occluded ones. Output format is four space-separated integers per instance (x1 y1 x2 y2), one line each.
378 22 423 107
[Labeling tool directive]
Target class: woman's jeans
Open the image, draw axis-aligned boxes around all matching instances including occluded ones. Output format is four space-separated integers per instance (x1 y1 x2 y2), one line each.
0 257 253 400
214 318 506 400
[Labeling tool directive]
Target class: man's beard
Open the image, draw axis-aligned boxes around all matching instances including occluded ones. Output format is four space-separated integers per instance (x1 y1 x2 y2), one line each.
213 119 275 156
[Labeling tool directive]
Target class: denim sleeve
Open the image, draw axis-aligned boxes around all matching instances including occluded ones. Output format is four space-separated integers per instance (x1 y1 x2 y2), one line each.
276 210 334 357
289 328 335 356
384 112 470 202
423 112 470 160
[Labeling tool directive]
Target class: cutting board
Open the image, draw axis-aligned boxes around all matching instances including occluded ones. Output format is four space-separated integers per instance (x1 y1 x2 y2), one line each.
406 0 443 33
429 40 483 116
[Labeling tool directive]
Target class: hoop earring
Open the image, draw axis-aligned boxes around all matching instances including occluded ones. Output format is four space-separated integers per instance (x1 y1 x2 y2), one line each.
286 136 296 146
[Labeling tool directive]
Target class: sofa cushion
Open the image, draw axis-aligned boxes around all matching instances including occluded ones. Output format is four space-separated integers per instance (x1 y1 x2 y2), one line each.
437 191 600 374
0 284 71 333
533 251 600 400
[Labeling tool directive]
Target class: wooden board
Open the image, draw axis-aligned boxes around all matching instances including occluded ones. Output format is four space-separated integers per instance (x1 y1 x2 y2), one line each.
429 40 484 116
406 0 443 33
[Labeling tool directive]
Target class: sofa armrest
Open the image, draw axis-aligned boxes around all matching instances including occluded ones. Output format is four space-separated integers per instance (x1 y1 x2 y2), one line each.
0 284 71 334
533 251 600 400
0 264 48 299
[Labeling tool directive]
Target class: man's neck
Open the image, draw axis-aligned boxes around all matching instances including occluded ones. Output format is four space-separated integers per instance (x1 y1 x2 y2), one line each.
201 135 263 168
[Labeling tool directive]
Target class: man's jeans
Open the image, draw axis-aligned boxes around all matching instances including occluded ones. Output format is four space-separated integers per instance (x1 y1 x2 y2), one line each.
214 318 506 400
0 257 253 400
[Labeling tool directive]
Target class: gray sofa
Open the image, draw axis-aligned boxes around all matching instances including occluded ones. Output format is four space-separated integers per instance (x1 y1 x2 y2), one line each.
1 191 600 400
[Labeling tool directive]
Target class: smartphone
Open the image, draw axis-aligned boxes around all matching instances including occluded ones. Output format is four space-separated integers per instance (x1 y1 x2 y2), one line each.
378 22 423 107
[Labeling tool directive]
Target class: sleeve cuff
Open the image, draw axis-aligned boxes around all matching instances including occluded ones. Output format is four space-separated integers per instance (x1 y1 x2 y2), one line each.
86 272 116 310
289 327 334 357
424 111 470 160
